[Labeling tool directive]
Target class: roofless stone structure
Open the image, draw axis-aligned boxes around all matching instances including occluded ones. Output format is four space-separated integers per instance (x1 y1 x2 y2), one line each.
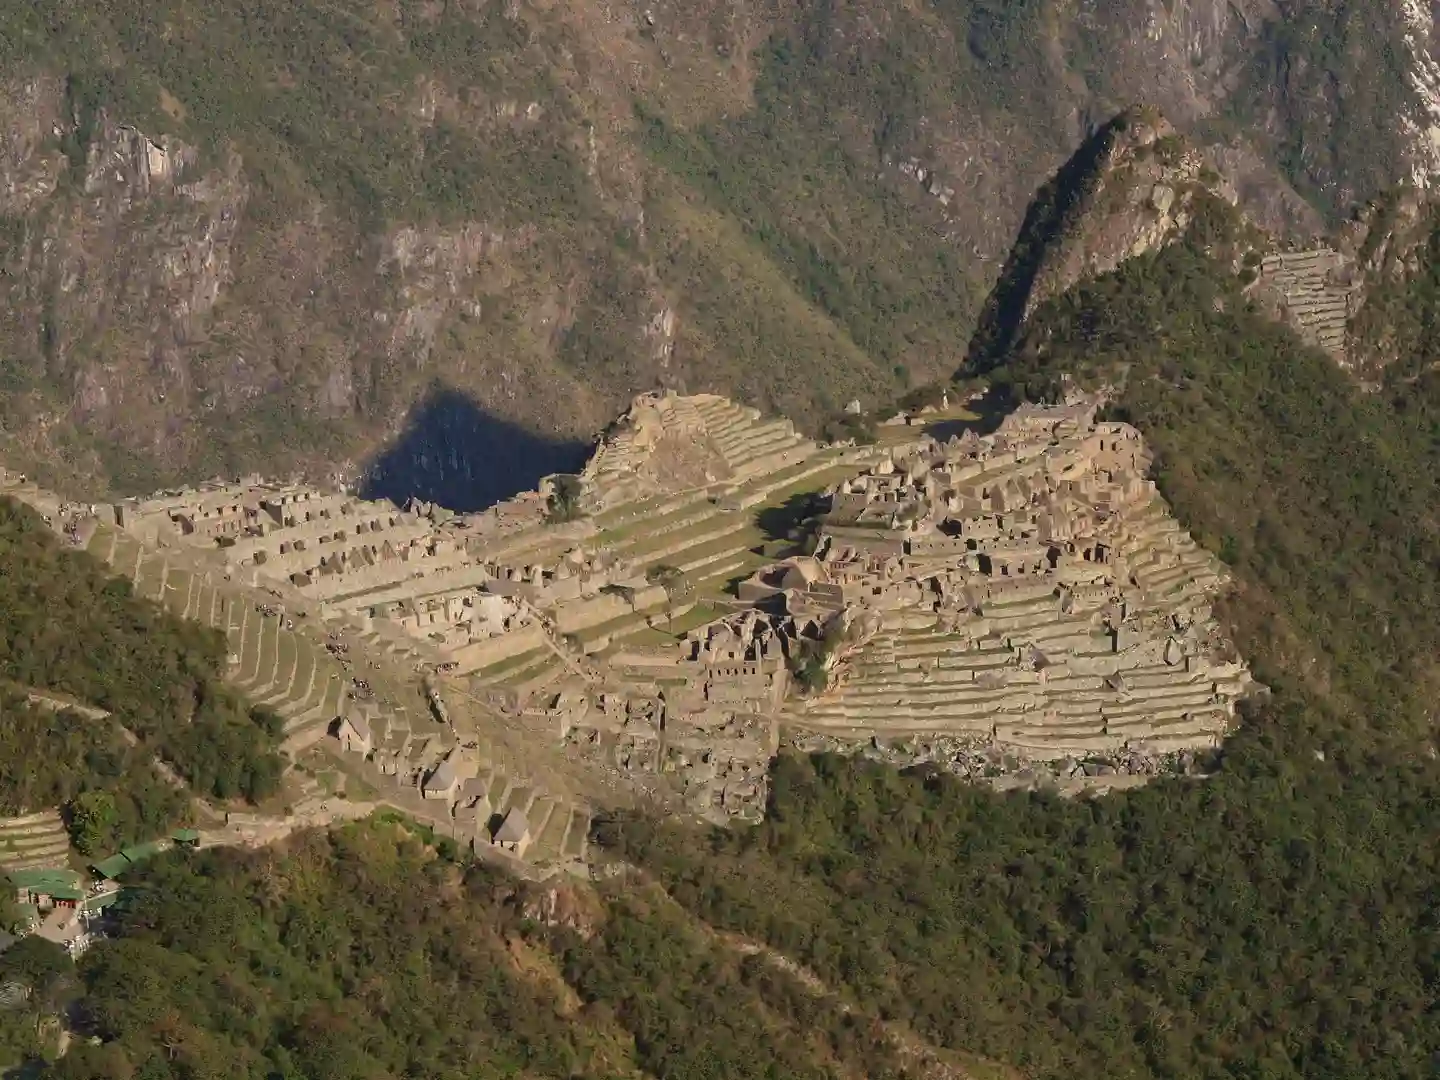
8 389 1258 843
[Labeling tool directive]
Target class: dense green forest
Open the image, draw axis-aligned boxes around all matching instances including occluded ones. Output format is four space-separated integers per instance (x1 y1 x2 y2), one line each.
0 936 76 1068
0 694 188 856
0 499 282 803
605 704 1440 1079
26 819 956 1080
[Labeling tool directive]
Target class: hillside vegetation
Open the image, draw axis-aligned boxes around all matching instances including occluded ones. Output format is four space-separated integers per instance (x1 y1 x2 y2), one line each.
0 499 282 804
26 818 997 1080
0 694 188 857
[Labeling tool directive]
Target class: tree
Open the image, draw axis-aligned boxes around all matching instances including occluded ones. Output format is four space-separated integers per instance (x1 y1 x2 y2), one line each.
0 936 74 1014
546 475 586 523
67 791 116 856
67 790 118 856
787 639 831 694
645 564 691 627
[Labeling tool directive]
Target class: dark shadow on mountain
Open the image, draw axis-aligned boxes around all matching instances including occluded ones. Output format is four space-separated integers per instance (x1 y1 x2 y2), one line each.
962 111 1130 375
360 383 591 513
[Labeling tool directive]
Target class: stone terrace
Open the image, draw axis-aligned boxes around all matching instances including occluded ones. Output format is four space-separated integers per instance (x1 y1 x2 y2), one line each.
1258 247 1355 364
81 517 349 749
5 480 594 874
0 811 71 872
774 397 1257 769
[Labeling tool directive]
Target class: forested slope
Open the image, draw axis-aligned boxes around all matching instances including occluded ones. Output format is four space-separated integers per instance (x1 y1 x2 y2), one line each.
0 694 187 858
21 818 1000 1080
0 498 281 817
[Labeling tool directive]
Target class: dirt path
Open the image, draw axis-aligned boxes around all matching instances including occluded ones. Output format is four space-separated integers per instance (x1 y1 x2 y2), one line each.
18 683 233 825
20 687 110 722
629 876 1019 1080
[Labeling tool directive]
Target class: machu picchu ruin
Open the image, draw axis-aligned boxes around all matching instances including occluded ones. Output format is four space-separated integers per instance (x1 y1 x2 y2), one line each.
0 388 1259 864
773 398 1256 785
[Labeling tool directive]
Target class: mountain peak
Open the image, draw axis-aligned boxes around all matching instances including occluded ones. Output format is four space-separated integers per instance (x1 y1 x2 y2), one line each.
965 106 1246 372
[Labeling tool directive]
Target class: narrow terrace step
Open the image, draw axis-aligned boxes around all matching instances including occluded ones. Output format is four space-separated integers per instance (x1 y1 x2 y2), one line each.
259 635 301 706
515 658 566 695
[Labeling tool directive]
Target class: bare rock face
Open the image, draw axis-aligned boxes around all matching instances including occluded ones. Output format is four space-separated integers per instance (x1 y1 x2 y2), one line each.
66 121 245 422
1343 183 1440 381
379 222 523 370
0 81 249 475
0 77 67 216
520 880 604 939
1021 110 1236 316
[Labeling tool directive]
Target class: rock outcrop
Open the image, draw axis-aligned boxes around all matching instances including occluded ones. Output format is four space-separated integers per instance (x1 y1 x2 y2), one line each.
1342 184 1440 381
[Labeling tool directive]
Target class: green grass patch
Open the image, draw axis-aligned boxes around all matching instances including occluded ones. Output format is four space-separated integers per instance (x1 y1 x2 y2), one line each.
472 647 551 681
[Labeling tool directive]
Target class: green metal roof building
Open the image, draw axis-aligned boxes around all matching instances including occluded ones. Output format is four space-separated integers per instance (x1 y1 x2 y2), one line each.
79 887 135 915
8 868 85 905
89 854 132 881
120 840 170 863
90 838 173 881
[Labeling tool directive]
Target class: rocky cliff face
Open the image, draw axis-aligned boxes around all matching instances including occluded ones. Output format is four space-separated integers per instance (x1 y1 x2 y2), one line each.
0 0 1431 498
1020 113 1241 311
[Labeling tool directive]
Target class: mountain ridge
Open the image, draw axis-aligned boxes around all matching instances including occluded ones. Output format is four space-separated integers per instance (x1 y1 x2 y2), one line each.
0 0 1434 502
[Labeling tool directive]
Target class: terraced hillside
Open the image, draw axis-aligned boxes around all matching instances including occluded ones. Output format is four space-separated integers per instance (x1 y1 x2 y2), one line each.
1257 248 1356 363
80 518 348 750
0 474 593 872
778 404 1254 784
11 389 1256 839
0 811 70 872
